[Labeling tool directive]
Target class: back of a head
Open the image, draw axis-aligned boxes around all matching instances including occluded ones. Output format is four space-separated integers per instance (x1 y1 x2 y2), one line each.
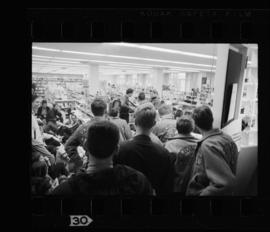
138 92 145 101
109 107 119 117
41 100 47 106
192 105 213 131
32 161 48 178
135 104 156 130
126 88 134 95
86 121 120 159
175 109 183 119
50 162 69 179
176 116 195 134
91 98 107 116
158 104 172 117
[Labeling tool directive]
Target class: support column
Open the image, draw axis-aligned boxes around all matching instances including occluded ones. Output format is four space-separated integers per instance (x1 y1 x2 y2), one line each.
152 67 164 96
212 44 230 128
88 63 100 96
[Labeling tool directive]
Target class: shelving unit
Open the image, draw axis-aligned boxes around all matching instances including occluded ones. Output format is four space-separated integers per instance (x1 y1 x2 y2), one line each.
239 46 258 147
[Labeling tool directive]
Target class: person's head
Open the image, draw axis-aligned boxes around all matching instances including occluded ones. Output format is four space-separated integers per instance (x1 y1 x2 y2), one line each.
192 105 213 132
86 121 120 159
32 95 41 112
158 104 173 117
41 100 47 108
31 160 48 178
32 83 36 95
109 107 119 117
91 98 107 117
138 92 145 102
151 96 160 109
50 162 69 179
175 109 183 119
53 103 60 111
126 88 134 97
134 103 156 131
112 99 121 109
176 116 195 135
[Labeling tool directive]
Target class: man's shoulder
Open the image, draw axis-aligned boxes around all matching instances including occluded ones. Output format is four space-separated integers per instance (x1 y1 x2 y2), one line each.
51 179 73 195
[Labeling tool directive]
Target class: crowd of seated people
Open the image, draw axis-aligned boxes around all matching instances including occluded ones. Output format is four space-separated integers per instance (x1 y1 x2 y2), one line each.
31 88 239 196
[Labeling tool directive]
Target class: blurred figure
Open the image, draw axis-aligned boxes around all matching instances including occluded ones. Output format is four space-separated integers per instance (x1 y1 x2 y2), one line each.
115 103 176 195
174 109 183 120
137 92 147 105
64 98 108 172
165 116 199 193
120 88 135 123
37 100 50 122
186 105 239 196
152 104 178 143
109 107 132 142
32 95 44 144
44 103 64 135
31 159 53 195
52 121 153 195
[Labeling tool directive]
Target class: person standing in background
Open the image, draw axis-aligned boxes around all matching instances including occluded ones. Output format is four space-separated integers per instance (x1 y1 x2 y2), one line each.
120 88 135 123
137 92 147 105
109 107 132 142
37 100 51 123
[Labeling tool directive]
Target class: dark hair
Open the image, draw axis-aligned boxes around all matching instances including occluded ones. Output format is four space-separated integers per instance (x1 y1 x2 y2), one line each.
135 106 156 130
86 121 120 159
41 100 47 105
32 94 38 103
192 105 213 131
175 109 183 119
50 162 69 179
32 161 48 178
91 98 107 116
112 99 121 108
176 116 195 134
138 92 145 101
109 107 119 117
126 88 134 95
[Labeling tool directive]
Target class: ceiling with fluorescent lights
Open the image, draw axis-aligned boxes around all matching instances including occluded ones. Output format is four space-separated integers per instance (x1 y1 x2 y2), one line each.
32 43 219 75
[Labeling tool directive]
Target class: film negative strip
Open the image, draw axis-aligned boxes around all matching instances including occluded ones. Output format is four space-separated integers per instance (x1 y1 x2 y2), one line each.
28 8 270 230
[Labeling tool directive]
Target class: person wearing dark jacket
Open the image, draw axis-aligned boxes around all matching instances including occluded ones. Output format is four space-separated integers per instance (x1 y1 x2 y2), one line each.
64 98 110 172
37 100 50 121
114 103 176 195
120 88 135 123
51 120 153 196
186 105 239 196
44 103 64 134
165 116 199 193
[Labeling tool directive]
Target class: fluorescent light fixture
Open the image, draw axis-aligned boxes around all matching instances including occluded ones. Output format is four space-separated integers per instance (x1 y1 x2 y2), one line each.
32 62 88 68
32 55 215 72
32 46 61 52
32 58 80 64
107 43 217 59
33 46 216 68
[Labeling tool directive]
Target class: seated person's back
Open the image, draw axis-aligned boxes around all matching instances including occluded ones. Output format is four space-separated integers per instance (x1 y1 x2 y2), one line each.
51 120 153 196
114 104 175 195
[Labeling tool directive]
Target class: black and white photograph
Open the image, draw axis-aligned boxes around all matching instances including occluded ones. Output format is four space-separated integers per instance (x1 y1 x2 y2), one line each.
31 43 258 196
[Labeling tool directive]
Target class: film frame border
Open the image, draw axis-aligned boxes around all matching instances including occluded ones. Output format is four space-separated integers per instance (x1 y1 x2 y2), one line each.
27 8 270 230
